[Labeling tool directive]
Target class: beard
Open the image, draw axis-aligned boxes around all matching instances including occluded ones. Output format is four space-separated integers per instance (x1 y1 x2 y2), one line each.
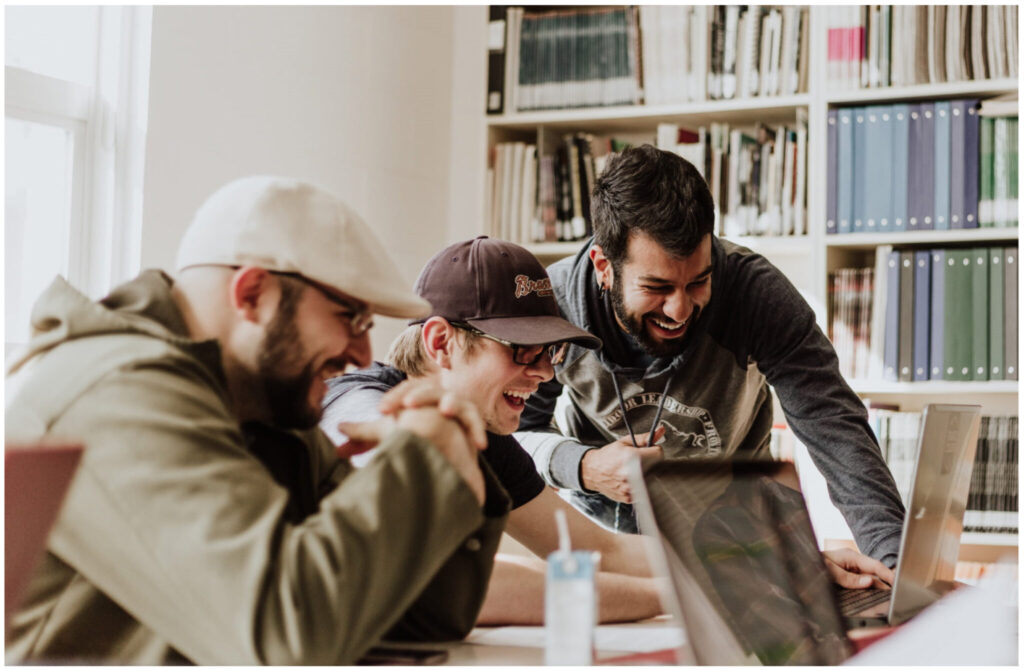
257 304 322 430
609 275 698 358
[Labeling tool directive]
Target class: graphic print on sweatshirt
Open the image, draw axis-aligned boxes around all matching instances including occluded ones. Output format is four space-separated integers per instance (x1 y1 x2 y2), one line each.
600 392 722 457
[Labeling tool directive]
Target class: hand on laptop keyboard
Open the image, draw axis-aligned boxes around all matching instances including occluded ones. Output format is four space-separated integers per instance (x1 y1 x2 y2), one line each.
823 548 894 589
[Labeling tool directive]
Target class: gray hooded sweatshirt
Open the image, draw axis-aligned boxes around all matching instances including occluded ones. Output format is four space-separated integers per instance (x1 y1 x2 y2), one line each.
515 237 905 566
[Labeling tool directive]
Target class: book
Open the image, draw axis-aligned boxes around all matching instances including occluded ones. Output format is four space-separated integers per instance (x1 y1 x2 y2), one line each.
929 249 946 379
906 103 936 231
1004 247 1018 381
890 104 910 232
979 116 996 227
932 101 951 230
851 107 867 233
992 117 1010 227
912 250 931 381
944 249 973 381
863 105 891 232
869 245 892 379
963 100 981 228
946 248 970 381
486 6 508 114
837 107 854 234
883 248 900 381
826 109 838 234
898 250 915 382
988 247 1005 380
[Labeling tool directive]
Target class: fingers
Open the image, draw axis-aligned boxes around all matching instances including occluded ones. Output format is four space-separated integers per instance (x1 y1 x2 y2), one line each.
336 419 388 446
825 560 875 589
438 393 487 450
378 380 445 415
823 549 895 589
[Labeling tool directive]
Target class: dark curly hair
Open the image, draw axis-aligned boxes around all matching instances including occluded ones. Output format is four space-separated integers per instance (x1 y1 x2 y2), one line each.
591 144 715 267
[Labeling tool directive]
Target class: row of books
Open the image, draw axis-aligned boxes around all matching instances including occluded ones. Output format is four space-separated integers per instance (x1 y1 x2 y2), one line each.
826 97 1019 236
965 415 1019 534
867 409 1018 535
826 5 1018 92
642 5 809 106
486 5 809 114
829 245 1019 383
490 6 642 113
486 134 623 245
657 118 808 238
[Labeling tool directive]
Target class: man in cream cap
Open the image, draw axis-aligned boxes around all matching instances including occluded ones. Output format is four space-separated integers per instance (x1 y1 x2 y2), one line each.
5 177 508 664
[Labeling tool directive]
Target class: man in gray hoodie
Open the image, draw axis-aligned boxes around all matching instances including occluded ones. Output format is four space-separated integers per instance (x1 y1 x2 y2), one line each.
515 145 906 568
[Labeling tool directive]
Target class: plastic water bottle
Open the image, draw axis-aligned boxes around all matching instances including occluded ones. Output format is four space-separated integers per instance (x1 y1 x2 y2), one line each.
545 509 600 665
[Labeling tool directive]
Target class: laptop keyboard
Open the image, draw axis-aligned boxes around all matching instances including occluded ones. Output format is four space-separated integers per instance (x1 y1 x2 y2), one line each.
836 587 892 616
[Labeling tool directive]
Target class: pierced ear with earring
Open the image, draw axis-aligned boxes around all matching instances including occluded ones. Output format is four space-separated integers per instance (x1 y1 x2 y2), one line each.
598 280 607 299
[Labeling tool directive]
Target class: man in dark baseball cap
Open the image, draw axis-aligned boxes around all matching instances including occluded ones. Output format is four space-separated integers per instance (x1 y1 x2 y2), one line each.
321 237 668 626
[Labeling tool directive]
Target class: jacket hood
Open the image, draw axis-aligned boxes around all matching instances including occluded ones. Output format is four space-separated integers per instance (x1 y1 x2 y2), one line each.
7 270 215 376
323 361 407 409
551 236 724 382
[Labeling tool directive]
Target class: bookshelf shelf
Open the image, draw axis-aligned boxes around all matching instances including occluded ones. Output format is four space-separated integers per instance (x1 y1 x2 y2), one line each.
474 4 1018 555
850 380 1019 395
826 78 1019 106
825 228 1019 249
961 532 1019 547
487 94 811 132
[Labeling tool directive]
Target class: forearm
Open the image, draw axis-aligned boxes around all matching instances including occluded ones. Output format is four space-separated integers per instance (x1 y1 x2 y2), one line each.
475 554 664 626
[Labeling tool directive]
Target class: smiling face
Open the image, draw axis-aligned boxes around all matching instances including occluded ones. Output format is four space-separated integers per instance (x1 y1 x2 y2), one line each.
596 232 712 357
257 276 372 429
444 333 555 435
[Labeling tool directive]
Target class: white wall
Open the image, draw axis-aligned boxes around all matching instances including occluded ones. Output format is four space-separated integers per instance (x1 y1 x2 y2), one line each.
142 6 457 353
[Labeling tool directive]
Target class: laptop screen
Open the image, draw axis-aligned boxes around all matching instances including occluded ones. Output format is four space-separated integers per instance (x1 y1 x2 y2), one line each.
634 458 852 666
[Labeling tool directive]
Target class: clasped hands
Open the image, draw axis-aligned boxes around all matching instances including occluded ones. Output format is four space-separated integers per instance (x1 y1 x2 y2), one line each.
335 379 488 504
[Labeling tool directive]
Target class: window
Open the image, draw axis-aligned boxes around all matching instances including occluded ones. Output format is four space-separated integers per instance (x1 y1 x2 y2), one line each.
5 6 152 349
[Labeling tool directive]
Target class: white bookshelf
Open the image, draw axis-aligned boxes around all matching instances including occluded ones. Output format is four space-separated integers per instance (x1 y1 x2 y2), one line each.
474 5 1019 553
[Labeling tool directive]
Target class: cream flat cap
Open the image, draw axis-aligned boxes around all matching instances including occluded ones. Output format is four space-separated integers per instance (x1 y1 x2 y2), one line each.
175 176 430 319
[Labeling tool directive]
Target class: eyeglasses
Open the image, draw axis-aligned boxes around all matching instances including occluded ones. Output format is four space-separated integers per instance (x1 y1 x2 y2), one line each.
453 323 569 366
274 271 374 336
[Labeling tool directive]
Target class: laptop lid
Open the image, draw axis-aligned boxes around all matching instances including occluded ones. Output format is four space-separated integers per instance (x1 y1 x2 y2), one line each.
5 443 83 622
629 457 852 666
887 403 982 625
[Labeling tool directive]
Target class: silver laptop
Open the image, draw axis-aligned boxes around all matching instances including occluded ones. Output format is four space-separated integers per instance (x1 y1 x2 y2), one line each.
840 403 982 627
629 457 853 665
627 404 981 663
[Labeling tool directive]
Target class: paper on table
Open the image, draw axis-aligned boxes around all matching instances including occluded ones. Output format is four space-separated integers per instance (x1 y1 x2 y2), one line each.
466 623 686 653
845 563 1018 666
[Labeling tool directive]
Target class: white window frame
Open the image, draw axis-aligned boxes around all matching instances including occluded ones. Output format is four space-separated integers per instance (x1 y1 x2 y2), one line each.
5 6 152 305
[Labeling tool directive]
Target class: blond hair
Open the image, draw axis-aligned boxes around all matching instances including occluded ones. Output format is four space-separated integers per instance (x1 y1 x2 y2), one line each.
386 322 481 377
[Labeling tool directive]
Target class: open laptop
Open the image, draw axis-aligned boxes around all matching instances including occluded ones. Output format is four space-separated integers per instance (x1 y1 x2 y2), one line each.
629 457 853 665
836 403 982 627
5 443 83 622
627 404 982 663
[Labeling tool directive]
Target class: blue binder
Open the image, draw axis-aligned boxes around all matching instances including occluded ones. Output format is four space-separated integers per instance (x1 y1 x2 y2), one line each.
827 109 839 234
963 99 981 229
837 108 854 234
883 248 901 381
907 103 936 231
933 101 951 231
852 107 868 233
862 106 890 233
890 104 910 232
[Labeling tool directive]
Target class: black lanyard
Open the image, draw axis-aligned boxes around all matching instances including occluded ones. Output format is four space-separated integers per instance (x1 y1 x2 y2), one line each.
610 373 672 448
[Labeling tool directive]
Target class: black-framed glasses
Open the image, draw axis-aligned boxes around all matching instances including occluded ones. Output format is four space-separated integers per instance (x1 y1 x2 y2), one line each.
452 323 569 366
272 271 374 336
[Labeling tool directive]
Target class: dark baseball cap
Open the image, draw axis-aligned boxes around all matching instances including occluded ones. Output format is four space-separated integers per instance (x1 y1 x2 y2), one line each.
413 236 601 350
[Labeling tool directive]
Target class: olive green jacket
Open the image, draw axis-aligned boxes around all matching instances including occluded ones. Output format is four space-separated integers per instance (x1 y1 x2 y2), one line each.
5 271 508 664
